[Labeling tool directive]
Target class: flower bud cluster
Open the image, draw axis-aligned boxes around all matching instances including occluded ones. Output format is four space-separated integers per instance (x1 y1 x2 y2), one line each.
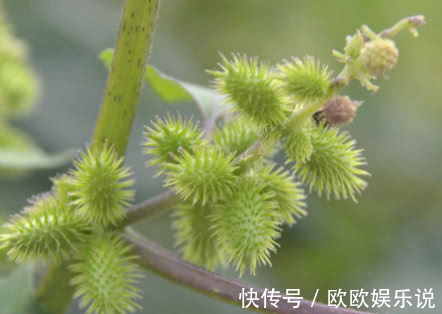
333 16 424 92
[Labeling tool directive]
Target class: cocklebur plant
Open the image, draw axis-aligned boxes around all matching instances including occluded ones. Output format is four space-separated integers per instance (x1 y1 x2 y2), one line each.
210 175 280 276
210 54 291 129
0 3 426 313
70 233 143 314
1 194 90 263
141 16 425 276
212 116 260 156
173 202 224 271
70 147 135 227
142 114 203 171
1 144 143 313
277 56 332 104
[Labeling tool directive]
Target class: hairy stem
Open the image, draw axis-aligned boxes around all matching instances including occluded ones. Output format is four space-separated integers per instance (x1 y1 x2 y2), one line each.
36 0 160 311
125 228 365 314
123 190 179 225
92 0 160 155
380 15 426 38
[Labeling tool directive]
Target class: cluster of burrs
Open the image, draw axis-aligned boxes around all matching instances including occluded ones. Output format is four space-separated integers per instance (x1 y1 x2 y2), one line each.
1 145 143 314
142 15 425 276
0 14 425 314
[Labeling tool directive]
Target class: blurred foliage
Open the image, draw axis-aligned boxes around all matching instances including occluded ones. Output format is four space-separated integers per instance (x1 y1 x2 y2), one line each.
0 265 49 314
0 4 72 178
1 0 441 313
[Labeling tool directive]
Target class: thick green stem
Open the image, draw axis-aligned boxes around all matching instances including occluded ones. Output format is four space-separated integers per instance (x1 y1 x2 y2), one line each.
36 0 160 312
92 0 160 155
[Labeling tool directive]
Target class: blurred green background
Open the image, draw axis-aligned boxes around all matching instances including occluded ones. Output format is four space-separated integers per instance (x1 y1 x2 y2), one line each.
1 0 441 313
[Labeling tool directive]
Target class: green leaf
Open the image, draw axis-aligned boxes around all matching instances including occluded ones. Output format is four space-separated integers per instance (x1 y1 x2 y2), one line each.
0 266 50 314
144 66 194 103
173 79 227 121
99 48 227 120
0 149 73 170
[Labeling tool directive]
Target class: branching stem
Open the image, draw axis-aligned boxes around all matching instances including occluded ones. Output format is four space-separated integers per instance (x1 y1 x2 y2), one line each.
123 190 179 225
125 228 366 314
380 15 426 38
